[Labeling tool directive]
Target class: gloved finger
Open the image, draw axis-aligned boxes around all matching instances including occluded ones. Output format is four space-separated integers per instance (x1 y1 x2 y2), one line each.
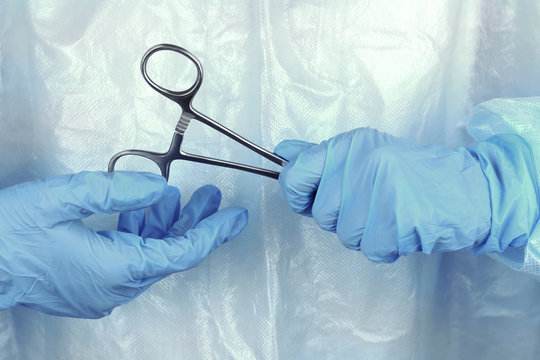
336 147 399 262
141 186 181 238
311 134 355 231
274 139 316 161
33 171 168 227
311 171 341 231
117 209 146 235
278 129 401 219
132 206 248 280
277 142 328 215
168 184 222 237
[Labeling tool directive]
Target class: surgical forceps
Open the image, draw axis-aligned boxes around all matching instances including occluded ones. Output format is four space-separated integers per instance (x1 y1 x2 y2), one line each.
108 44 286 180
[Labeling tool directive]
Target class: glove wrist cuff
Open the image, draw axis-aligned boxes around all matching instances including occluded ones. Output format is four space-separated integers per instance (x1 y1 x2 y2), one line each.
468 134 540 253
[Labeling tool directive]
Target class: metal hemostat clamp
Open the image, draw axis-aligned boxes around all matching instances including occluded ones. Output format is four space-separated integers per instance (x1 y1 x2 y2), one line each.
108 44 287 180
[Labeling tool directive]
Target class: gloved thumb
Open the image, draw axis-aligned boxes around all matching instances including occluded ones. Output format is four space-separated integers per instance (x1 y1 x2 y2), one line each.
274 139 315 161
32 171 168 226
274 139 326 216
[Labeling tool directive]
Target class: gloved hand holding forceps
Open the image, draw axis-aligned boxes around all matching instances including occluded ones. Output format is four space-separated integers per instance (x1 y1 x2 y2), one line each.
274 127 539 263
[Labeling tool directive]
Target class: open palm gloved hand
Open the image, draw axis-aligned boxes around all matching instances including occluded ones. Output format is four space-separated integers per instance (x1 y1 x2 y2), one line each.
0 171 248 318
275 128 539 263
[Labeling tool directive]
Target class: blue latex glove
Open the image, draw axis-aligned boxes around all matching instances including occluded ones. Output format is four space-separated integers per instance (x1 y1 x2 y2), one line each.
275 128 539 263
0 171 248 318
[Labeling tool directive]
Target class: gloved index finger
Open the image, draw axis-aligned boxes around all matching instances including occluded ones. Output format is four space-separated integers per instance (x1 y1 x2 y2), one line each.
140 186 181 238
113 206 249 282
168 184 222 237
35 171 168 226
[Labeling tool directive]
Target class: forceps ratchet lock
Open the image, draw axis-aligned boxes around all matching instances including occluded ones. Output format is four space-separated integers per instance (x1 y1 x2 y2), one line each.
108 44 287 180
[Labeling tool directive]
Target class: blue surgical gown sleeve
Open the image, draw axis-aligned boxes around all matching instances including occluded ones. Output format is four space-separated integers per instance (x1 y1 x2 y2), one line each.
468 97 540 276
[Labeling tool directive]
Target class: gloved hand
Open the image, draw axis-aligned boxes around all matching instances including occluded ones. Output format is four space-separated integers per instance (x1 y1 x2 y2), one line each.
275 128 539 263
0 171 248 318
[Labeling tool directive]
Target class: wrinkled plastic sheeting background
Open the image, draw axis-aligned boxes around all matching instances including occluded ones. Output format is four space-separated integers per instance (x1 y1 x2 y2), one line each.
1 1 540 359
